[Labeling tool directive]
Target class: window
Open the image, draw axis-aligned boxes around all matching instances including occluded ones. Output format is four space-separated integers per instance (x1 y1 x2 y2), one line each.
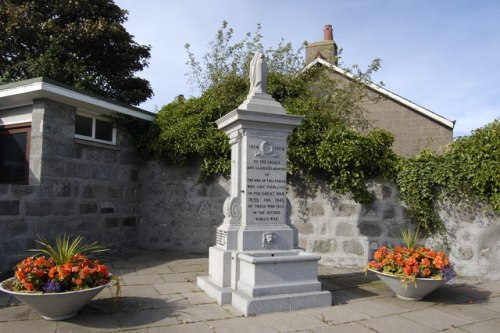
75 113 116 144
0 123 31 184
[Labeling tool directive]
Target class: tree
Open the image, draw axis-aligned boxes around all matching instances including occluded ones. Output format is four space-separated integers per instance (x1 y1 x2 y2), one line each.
0 0 152 105
150 21 397 203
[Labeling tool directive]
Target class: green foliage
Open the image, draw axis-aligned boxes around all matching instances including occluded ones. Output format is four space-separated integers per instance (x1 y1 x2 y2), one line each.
0 0 152 105
445 120 500 211
29 234 108 265
150 75 246 181
185 21 304 93
397 120 500 232
396 150 444 232
400 226 422 249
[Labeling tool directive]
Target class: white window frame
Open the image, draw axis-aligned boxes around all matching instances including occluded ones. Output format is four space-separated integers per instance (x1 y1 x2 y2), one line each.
74 111 117 145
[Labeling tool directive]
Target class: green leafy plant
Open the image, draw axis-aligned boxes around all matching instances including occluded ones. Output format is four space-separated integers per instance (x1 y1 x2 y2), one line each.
396 120 499 232
400 227 422 249
29 234 108 266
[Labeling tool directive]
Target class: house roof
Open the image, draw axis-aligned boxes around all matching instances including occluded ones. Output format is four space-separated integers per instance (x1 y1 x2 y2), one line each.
0 77 155 121
303 58 455 129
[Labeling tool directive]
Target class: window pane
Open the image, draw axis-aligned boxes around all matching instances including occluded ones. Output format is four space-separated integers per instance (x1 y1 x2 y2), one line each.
0 132 27 183
95 119 113 142
75 114 93 137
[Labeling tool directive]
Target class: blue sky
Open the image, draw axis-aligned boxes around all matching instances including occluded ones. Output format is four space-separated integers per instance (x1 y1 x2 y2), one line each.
114 0 499 137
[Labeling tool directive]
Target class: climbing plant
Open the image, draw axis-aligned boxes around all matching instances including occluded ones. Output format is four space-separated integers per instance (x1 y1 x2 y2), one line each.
396 120 500 233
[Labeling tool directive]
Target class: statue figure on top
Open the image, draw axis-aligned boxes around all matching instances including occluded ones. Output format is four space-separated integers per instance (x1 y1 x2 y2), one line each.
238 50 284 114
249 52 268 96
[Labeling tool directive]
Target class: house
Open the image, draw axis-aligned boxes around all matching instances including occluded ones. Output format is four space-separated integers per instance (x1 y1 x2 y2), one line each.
304 25 455 157
0 77 154 272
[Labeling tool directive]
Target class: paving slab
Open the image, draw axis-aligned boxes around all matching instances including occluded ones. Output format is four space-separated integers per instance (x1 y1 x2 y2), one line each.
255 311 329 332
306 305 371 324
148 321 214 333
460 318 500 333
361 314 435 333
203 316 279 333
310 322 375 333
400 308 473 331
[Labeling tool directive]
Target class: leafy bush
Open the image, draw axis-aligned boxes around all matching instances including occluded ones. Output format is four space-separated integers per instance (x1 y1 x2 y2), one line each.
397 120 500 232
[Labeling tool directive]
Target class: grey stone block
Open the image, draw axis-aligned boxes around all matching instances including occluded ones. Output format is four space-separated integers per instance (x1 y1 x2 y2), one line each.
66 162 89 178
459 247 474 260
382 185 393 199
131 169 139 182
107 185 121 198
307 202 325 216
0 184 9 196
52 181 72 197
336 222 355 237
342 240 364 256
295 222 314 234
359 222 382 237
383 207 396 219
53 201 77 216
82 184 106 198
123 217 136 227
0 200 20 215
80 202 98 214
105 217 120 229
312 239 337 253
11 185 36 197
25 201 52 216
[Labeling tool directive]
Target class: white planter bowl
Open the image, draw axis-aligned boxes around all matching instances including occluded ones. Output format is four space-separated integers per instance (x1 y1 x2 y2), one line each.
368 269 445 300
0 277 111 320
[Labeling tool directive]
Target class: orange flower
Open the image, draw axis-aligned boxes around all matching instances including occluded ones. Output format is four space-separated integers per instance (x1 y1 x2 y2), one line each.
421 258 430 267
80 266 91 279
48 266 58 278
72 278 83 286
25 283 34 291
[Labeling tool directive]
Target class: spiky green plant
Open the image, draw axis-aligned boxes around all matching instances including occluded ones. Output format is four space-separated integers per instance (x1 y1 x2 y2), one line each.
400 226 422 249
29 234 108 265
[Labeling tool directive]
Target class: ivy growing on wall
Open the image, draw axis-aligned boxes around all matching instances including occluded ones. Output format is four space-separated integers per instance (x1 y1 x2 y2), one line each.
396 120 500 232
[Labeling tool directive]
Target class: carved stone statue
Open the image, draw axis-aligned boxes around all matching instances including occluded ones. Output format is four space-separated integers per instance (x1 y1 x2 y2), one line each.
249 52 268 95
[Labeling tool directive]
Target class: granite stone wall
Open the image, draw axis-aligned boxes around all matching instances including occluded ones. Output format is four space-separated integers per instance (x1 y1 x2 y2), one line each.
138 160 229 253
0 99 141 273
137 168 500 280
289 181 407 269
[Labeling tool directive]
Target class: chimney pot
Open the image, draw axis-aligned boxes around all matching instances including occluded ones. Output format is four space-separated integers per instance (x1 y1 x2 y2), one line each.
323 24 333 41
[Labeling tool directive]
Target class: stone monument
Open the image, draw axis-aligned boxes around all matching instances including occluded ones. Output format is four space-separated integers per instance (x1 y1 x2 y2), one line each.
197 52 331 316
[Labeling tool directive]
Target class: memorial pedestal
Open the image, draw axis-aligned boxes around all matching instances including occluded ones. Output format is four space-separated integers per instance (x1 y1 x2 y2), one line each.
198 249 331 316
197 53 331 316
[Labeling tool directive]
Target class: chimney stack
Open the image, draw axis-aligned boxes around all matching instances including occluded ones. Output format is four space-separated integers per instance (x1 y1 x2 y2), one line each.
323 24 333 41
305 24 338 66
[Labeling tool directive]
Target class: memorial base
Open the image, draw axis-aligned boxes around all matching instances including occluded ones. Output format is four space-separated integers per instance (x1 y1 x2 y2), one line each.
197 248 332 316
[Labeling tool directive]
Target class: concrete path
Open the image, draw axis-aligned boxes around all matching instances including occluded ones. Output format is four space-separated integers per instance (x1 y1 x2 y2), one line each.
1 250 499 332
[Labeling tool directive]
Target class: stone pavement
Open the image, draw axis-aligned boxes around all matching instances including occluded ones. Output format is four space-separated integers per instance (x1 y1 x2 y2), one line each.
1 250 500 332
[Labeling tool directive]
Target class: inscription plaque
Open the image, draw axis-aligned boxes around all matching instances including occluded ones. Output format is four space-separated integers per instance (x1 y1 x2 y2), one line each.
246 137 287 224
216 229 227 246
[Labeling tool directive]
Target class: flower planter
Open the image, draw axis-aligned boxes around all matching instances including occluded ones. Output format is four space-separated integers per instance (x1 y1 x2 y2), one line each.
368 269 445 300
0 277 111 320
